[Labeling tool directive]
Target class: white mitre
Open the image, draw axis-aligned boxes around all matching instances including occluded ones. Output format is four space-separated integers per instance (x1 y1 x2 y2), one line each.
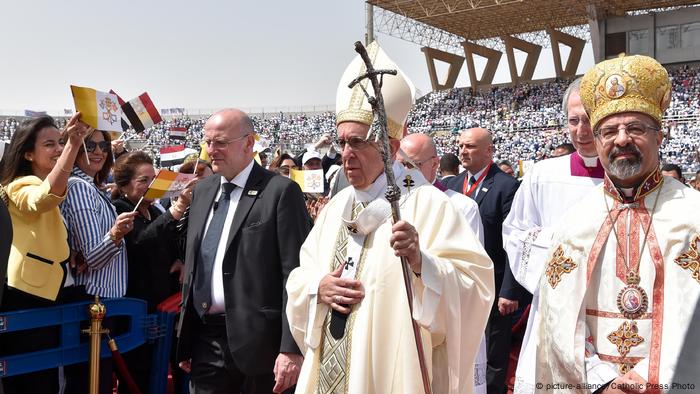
335 40 415 139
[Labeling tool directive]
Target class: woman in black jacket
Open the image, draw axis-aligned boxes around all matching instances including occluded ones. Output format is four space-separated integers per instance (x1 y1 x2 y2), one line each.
111 151 193 392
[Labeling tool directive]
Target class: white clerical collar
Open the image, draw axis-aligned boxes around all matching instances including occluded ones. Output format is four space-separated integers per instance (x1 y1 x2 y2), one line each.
619 187 635 198
220 159 254 191
581 155 598 168
468 163 490 181
353 161 404 203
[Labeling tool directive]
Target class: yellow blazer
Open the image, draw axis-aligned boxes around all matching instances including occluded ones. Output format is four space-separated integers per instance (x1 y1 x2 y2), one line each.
6 175 69 300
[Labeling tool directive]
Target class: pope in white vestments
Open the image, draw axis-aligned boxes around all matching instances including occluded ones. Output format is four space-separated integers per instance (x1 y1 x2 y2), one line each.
502 78 604 393
285 41 494 394
536 55 700 393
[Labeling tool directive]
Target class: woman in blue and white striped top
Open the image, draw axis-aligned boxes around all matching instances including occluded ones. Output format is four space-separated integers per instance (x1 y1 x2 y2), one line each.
60 129 138 298
60 129 140 394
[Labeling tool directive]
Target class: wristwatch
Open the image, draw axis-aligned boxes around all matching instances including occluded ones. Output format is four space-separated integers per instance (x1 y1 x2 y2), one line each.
108 231 120 242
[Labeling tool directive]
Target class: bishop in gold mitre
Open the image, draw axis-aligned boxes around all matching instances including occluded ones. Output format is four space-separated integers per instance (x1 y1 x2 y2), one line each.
535 54 700 393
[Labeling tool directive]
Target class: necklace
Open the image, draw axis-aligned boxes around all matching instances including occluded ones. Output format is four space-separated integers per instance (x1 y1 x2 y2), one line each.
603 180 663 320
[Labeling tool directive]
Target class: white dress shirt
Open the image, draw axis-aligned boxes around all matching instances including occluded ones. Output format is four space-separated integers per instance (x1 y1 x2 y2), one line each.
204 160 254 314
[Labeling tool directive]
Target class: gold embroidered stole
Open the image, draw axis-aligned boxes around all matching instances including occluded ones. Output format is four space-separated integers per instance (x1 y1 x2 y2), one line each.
316 201 368 394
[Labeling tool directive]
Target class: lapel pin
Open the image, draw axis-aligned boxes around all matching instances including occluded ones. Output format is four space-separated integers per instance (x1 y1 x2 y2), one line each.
481 187 488 192
248 190 258 196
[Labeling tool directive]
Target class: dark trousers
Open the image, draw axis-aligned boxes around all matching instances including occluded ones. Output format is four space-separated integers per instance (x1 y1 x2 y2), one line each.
485 301 512 394
190 318 284 394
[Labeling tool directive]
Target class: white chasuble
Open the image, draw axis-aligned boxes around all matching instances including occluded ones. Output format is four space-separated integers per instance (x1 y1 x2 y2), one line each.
502 153 603 393
286 163 495 394
535 171 700 393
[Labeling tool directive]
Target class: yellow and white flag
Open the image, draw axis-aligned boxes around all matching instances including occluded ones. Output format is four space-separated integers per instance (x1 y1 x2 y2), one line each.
144 169 196 200
70 85 124 133
290 169 324 193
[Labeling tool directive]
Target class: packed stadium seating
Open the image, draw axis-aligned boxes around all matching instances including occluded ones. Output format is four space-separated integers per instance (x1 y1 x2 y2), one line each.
2 65 699 172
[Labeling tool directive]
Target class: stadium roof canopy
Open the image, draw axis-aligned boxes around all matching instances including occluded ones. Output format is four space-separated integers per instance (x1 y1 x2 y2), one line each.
368 0 700 40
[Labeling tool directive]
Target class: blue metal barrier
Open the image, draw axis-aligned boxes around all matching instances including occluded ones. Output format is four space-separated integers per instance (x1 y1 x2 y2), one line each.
0 297 177 393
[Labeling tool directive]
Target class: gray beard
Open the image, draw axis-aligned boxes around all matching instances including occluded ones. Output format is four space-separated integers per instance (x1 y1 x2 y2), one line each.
608 157 642 179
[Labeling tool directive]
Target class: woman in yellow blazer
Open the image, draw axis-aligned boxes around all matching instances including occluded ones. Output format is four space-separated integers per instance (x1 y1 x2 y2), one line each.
0 113 90 394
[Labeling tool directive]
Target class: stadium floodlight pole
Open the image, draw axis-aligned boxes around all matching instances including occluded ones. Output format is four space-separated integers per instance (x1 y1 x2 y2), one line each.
347 41 432 394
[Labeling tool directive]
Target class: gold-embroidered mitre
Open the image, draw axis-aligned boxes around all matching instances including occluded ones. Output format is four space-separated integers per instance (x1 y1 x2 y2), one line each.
580 54 671 130
335 41 414 139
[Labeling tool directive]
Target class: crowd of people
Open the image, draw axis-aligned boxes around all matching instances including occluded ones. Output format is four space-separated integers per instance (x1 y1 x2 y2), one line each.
0 67 698 175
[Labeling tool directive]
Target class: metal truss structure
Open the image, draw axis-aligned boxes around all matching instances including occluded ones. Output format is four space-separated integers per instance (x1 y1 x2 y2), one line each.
371 0 700 49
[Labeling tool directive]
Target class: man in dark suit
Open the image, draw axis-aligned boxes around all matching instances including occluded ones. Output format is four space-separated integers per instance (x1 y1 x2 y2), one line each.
449 127 524 394
176 108 311 393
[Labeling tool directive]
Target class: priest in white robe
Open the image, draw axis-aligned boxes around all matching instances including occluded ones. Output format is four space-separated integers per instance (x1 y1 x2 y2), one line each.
286 41 494 394
502 78 604 393
399 132 488 393
536 54 700 392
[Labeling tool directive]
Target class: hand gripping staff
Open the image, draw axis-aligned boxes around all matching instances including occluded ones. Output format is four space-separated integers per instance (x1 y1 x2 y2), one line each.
347 41 432 394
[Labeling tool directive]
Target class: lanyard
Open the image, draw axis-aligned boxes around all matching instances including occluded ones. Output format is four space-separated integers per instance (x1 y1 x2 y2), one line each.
462 163 491 197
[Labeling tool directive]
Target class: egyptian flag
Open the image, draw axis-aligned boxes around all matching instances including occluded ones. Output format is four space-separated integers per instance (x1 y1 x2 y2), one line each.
122 92 163 132
109 90 131 131
159 145 188 167
169 126 187 140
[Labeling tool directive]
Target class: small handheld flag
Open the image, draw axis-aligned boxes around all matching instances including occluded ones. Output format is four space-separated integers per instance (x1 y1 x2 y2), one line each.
144 169 196 200
70 85 124 133
121 92 163 132
290 169 324 193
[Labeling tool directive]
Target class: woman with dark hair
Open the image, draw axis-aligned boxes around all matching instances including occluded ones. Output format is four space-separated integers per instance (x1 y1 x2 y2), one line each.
268 152 297 176
59 128 138 394
110 151 192 392
0 113 90 394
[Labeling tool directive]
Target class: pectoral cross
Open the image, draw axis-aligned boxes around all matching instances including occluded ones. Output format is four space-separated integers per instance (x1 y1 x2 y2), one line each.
403 175 415 192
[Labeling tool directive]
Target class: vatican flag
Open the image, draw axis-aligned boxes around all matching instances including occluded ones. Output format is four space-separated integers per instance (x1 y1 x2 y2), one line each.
70 85 124 133
290 169 324 193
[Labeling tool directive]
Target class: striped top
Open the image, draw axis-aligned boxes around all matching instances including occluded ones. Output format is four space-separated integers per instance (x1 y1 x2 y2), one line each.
60 167 127 297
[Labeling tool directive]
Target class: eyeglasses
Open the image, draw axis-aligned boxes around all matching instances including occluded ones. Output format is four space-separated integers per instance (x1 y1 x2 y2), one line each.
401 156 436 170
337 136 373 151
568 116 590 127
202 133 250 149
84 140 111 153
594 122 659 143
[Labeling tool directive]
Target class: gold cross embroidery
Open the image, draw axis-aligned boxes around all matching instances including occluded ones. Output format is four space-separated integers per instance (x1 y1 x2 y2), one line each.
674 235 700 284
545 245 577 289
607 321 645 357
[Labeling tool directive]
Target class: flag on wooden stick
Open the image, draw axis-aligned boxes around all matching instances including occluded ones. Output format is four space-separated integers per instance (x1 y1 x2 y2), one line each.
121 92 163 132
290 169 324 193
70 85 124 132
143 169 196 200
109 89 132 131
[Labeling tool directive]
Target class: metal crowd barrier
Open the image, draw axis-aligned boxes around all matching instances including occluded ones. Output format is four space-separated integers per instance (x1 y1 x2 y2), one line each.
0 296 180 393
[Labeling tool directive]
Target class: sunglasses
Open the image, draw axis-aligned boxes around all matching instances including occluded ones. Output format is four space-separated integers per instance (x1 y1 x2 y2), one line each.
84 140 111 153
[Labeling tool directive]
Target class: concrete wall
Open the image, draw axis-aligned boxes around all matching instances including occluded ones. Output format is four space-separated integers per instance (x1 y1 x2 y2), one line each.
605 7 700 64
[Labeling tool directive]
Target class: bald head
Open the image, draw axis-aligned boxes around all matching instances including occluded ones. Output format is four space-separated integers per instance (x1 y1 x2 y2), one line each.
399 133 440 183
401 133 437 157
462 128 493 145
209 108 255 135
457 127 494 173
204 108 256 180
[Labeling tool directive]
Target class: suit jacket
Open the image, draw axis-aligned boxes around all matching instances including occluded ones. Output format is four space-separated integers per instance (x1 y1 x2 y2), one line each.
449 164 525 302
176 162 312 375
